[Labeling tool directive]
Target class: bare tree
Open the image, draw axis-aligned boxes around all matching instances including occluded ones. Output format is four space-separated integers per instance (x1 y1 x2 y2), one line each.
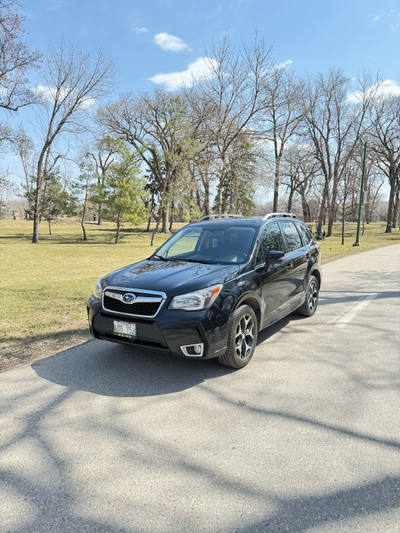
86 135 115 224
0 0 40 117
99 91 200 244
368 95 400 232
281 143 320 220
0 168 14 218
31 41 114 243
257 65 303 212
301 71 373 235
188 34 274 212
13 126 34 194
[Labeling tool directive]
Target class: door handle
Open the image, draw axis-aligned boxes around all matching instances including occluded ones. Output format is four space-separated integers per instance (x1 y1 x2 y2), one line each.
285 262 293 272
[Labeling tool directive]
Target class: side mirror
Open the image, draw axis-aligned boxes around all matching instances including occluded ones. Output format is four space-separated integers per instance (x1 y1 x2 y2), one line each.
266 250 285 263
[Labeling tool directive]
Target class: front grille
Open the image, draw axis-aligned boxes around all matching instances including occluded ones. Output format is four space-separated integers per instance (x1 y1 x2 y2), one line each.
102 287 165 318
104 296 161 316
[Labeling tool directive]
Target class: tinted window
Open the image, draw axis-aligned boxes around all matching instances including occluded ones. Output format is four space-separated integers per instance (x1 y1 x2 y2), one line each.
256 222 285 265
296 223 312 246
280 222 302 252
165 229 201 256
158 224 256 264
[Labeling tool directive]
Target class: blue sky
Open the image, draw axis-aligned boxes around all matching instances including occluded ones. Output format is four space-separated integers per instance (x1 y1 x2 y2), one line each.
3 0 400 188
21 0 400 93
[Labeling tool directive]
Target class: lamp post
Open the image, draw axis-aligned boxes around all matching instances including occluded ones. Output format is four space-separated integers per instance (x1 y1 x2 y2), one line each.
353 131 370 246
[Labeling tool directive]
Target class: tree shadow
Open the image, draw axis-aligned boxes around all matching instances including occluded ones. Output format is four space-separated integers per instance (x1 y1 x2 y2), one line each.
32 340 235 397
233 476 400 533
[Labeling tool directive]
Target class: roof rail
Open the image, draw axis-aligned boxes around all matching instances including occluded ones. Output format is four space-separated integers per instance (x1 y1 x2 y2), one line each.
263 212 298 220
197 214 244 222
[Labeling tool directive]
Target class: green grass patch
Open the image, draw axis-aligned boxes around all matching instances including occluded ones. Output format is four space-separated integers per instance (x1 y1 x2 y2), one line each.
316 221 400 263
0 219 182 370
0 218 399 371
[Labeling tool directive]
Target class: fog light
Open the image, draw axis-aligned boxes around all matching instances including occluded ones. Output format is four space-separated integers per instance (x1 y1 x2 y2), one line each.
181 343 204 357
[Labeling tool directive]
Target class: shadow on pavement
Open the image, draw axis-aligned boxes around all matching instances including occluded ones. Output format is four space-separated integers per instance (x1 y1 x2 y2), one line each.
31 312 300 397
32 339 236 397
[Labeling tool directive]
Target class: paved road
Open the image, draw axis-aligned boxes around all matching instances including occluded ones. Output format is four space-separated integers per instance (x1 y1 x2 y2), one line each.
1 245 399 533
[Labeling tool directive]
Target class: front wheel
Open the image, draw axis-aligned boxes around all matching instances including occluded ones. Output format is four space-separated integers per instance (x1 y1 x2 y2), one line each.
297 274 319 317
218 305 258 369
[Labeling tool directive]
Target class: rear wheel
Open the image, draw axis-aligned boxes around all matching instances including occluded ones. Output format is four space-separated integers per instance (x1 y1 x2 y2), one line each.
297 274 319 317
218 305 258 369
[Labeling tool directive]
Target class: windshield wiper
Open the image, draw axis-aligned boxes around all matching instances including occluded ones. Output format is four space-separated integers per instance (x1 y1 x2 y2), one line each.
181 258 215 264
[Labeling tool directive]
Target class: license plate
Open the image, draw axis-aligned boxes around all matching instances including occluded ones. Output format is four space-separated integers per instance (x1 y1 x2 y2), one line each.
113 320 137 338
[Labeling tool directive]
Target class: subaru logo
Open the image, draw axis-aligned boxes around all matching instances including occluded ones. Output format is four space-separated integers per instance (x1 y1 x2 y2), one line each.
122 293 136 303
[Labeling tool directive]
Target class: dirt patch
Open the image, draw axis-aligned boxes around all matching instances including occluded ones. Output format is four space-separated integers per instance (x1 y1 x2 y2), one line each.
0 329 92 373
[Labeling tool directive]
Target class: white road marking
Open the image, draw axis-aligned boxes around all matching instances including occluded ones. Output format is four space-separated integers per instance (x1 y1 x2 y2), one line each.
333 294 379 329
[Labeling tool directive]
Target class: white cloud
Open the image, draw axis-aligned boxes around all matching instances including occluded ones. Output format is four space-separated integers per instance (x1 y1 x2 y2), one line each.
34 84 69 102
78 97 96 109
275 59 293 70
148 57 217 90
371 14 383 23
347 79 400 103
33 85 96 109
133 26 149 34
153 32 190 52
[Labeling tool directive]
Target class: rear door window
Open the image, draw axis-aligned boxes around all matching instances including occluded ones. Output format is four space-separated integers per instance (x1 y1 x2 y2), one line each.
280 222 302 253
295 223 312 247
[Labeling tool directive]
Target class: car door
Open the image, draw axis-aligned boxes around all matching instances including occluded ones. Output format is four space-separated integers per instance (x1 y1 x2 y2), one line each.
255 222 293 326
279 221 308 304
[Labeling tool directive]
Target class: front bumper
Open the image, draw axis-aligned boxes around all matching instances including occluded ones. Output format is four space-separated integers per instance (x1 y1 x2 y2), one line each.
87 296 228 359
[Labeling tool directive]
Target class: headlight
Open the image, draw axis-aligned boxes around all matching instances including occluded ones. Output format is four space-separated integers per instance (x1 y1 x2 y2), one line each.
169 284 222 311
94 276 105 299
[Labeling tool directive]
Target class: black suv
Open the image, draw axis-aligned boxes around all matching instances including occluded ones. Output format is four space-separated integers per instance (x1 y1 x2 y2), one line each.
87 213 321 368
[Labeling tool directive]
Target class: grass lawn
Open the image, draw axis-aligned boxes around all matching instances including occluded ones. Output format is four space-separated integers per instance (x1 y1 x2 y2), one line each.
1 217 399 371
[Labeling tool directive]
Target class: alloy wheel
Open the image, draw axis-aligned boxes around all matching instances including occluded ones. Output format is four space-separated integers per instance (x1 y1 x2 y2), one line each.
307 278 319 312
235 314 255 360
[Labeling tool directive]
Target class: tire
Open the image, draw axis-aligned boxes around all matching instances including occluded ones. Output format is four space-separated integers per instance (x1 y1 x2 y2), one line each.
297 274 319 317
218 305 258 369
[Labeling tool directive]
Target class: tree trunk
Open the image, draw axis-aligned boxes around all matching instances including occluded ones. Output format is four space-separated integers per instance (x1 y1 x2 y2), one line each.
272 157 281 213
32 141 51 243
393 182 399 228
216 181 223 212
48 218 52 235
32 214 40 243
299 187 311 222
81 221 87 241
287 181 295 213
203 180 210 215
146 192 155 232
327 173 339 237
162 203 170 234
341 216 345 246
385 180 396 233
317 183 328 234
169 200 174 232
115 212 121 244
81 188 88 241
151 175 170 246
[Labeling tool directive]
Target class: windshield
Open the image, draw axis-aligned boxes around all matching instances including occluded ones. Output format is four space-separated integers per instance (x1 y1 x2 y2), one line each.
154 224 257 264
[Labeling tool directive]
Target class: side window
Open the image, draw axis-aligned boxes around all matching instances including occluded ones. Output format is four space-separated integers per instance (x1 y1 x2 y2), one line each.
280 222 302 253
295 223 312 247
256 223 285 265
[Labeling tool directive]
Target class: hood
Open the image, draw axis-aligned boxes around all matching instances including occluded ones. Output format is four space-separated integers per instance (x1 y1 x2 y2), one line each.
104 259 240 297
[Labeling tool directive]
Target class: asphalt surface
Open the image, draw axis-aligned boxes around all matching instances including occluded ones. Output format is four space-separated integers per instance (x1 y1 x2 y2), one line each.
1 244 399 533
